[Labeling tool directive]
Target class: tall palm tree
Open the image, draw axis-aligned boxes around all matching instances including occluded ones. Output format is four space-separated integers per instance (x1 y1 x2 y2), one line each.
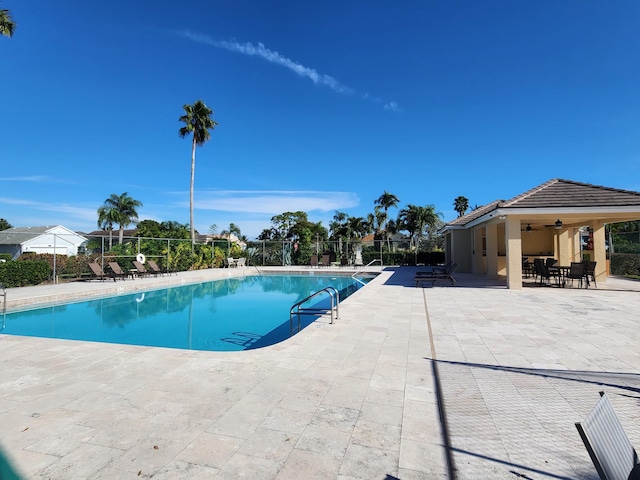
0 3 15 38
98 192 143 245
97 205 118 250
374 191 399 251
453 196 469 217
179 100 218 245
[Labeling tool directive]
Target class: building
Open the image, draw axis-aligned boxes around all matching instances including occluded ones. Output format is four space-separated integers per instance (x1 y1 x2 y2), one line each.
0 226 88 260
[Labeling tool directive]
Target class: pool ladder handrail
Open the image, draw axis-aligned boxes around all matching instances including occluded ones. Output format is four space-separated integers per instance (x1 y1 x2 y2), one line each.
290 286 339 335
351 259 382 285
0 283 6 327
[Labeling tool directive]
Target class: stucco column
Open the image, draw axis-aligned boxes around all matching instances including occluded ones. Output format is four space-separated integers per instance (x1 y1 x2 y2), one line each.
557 228 571 266
505 216 522 290
589 221 607 282
473 227 485 274
571 228 582 262
486 223 498 279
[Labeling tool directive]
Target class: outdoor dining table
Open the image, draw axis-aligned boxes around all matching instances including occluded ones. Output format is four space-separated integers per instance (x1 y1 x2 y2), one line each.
548 265 571 287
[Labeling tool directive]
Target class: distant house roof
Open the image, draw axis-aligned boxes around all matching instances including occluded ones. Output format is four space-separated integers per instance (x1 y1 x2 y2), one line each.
0 225 88 246
444 179 640 229
84 229 138 238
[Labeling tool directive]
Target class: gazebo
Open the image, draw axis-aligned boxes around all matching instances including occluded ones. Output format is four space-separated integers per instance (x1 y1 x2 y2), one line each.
440 179 640 289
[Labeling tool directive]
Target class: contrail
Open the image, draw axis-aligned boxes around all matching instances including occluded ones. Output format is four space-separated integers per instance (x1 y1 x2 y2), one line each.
178 31 352 94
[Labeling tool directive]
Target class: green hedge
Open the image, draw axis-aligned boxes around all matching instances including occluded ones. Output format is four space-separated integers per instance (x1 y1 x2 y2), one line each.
610 253 640 276
0 260 51 287
0 253 12 262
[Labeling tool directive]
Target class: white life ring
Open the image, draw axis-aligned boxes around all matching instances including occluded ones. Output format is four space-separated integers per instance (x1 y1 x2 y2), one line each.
136 253 146 264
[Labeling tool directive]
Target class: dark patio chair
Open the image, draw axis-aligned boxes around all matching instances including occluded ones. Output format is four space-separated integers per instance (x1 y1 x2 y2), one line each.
321 254 330 267
584 261 597 288
566 262 586 288
309 254 318 268
534 258 559 286
576 391 638 480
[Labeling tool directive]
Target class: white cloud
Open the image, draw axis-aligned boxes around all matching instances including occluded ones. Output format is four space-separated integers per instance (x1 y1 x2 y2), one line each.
194 190 360 214
0 176 48 182
177 31 400 111
384 101 401 112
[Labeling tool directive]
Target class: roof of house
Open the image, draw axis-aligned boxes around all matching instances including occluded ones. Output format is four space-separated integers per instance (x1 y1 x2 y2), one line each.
0 226 87 245
83 229 138 238
446 179 640 228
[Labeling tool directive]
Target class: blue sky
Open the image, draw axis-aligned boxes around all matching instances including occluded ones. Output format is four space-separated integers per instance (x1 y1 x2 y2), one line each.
2 1 640 239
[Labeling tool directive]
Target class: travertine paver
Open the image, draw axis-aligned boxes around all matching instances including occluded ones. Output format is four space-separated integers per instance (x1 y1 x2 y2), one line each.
0 267 639 479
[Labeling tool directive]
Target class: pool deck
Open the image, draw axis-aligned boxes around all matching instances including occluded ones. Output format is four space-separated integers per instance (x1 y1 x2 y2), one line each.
1 267 639 479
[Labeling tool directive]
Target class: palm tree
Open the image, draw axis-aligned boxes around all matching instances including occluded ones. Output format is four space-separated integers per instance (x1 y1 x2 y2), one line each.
98 192 143 245
453 196 469 217
179 100 218 245
0 3 15 38
375 191 400 251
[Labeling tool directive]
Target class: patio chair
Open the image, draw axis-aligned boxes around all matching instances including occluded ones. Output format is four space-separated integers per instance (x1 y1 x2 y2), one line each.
236 257 246 267
321 254 330 267
534 258 559 286
147 260 164 277
309 254 318 267
340 257 348 267
566 262 586 288
132 260 150 278
227 257 237 268
575 391 639 480
107 262 127 281
584 261 597 288
88 262 112 282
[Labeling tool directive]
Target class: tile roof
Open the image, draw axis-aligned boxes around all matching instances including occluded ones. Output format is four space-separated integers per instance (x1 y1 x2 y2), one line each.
502 178 640 208
445 179 640 228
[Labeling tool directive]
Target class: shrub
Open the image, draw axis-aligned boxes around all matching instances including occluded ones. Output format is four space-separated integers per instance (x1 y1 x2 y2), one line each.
610 253 640 276
0 253 12 262
0 260 51 287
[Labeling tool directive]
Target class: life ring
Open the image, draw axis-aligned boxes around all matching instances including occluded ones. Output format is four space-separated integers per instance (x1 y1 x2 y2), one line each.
136 253 146 264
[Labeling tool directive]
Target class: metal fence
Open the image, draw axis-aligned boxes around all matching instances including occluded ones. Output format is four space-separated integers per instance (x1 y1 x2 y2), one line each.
0 231 447 283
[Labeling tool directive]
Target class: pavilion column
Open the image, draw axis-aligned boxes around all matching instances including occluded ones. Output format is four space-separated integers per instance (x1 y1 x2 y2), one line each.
589 221 607 282
556 228 571 266
571 228 582 262
473 227 485 274
486 223 498 279
505 216 522 290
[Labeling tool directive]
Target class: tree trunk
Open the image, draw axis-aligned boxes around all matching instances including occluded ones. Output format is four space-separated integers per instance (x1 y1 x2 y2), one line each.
190 136 197 245
119 225 124 245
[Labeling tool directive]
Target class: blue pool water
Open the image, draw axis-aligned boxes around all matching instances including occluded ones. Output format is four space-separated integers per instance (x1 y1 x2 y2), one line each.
0 274 372 351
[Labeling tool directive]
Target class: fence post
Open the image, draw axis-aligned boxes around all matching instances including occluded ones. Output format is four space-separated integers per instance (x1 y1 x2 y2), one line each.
53 234 57 284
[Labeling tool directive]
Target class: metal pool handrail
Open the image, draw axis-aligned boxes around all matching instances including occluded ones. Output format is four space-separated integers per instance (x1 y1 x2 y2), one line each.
0 283 6 321
351 259 382 285
290 286 339 335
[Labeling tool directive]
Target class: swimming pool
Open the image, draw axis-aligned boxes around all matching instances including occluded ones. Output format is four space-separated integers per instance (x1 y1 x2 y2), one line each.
0 273 372 351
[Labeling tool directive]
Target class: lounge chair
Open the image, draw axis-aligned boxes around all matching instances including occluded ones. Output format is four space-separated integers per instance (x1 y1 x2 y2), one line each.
132 260 150 278
321 254 330 267
415 263 458 287
227 257 237 268
147 260 164 277
340 257 348 267
575 391 639 480
309 254 318 268
236 257 246 267
107 261 127 281
88 262 112 282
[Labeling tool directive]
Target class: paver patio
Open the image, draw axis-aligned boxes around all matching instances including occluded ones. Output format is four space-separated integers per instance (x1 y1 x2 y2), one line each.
1 267 639 479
